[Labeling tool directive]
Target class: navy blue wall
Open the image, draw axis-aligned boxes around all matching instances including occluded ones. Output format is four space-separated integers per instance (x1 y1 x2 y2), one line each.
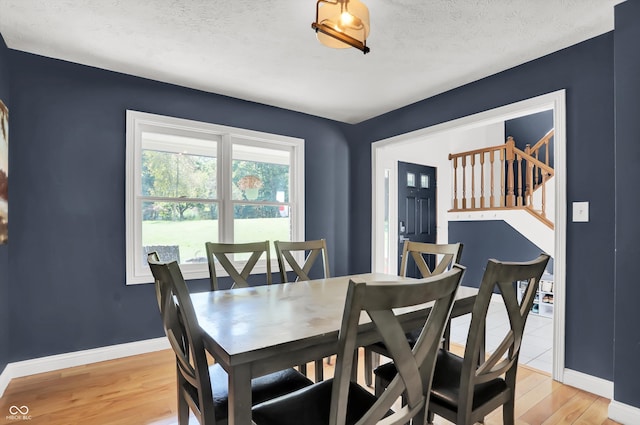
6 50 350 361
613 0 640 409
349 34 615 380
449 221 550 289
0 34 10 374
2 8 636 405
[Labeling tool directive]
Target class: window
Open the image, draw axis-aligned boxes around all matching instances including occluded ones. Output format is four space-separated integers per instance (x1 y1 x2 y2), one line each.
420 173 429 188
126 111 305 284
406 172 415 187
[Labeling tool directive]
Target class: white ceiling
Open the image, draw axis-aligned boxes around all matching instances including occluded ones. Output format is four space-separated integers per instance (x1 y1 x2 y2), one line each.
0 0 622 124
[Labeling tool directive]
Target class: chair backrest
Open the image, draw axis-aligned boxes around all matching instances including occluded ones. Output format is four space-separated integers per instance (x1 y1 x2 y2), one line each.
147 251 163 311
274 239 330 283
330 266 465 425
205 241 272 291
399 241 463 278
459 254 550 418
144 244 180 264
147 257 217 424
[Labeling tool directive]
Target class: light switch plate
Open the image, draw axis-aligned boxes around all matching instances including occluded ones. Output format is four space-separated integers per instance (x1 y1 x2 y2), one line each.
572 201 589 222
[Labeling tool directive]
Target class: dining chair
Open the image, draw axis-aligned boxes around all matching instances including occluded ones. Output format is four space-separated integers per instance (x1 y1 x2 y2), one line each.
274 239 331 381
363 241 463 386
274 239 330 283
251 265 465 425
144 244 180 263
205 240 271 291
147 256 313 425
374 253 550 425
147 251 163 311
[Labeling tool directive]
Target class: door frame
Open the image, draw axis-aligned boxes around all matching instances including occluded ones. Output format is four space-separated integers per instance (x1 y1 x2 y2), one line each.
371 89 566 382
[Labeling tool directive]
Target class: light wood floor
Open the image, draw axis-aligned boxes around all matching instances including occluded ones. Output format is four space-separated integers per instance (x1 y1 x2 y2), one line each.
0 346 619 425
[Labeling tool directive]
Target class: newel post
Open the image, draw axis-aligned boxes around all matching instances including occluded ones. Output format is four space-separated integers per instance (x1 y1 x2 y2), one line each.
505 137 516 207
525 144 533 206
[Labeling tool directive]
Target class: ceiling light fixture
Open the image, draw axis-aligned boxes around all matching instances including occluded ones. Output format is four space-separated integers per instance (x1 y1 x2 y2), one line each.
312 0 370 54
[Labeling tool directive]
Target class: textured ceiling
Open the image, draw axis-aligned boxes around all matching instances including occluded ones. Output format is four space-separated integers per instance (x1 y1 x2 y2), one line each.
0 0 622 123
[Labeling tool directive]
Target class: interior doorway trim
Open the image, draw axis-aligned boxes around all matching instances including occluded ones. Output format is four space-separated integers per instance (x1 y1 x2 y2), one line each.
371 89 566 382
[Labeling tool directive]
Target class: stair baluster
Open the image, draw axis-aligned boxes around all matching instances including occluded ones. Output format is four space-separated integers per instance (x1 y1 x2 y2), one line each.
448 132 555 229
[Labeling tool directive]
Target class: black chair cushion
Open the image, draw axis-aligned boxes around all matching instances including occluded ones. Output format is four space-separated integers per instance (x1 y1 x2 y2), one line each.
372 361 398 383
370 328 421 352
374 349 508 411
206 363 313 420
252 378 380 425
431 349 508 410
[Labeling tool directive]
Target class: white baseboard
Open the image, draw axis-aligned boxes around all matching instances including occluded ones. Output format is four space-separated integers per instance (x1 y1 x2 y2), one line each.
609 400 640 424
0 364 12 398
0 337 169 397
563 368 614 399
479 298 612 401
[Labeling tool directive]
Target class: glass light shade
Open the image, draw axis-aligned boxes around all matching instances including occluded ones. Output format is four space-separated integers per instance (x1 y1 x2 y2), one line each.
316 0 370 49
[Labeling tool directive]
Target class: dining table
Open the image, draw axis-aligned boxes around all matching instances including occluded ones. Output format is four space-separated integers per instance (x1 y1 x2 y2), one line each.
190 272 480 425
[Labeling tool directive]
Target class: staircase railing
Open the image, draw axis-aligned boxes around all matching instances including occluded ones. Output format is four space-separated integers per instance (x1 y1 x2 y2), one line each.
449 134 555 229
527 129 554 192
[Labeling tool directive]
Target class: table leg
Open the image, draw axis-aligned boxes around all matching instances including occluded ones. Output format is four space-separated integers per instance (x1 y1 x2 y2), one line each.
315 359 324 382
228 364 253 425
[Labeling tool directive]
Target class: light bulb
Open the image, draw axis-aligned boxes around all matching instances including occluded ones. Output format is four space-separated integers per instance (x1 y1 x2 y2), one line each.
340 11 354 27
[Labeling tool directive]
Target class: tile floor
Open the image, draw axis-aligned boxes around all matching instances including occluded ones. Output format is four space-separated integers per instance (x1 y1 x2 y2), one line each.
449 299 554 374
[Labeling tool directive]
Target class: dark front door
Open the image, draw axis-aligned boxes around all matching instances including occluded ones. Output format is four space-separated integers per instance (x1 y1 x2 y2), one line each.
398 161 437 278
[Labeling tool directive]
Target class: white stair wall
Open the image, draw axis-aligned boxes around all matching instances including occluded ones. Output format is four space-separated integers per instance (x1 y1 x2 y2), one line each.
532 176 555 218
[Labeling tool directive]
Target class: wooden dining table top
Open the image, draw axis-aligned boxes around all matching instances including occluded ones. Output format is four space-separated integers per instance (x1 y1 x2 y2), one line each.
189 272 479 425
190 272 478 369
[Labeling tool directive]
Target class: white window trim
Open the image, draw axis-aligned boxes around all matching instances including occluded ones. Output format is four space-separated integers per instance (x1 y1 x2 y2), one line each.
125 110 305 285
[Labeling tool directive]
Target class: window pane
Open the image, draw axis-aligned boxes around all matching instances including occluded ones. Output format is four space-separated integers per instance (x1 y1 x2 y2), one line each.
407 172 416 187
127 111 304 284
234 205 290 255
420 174 429 188
232 144 289 202
142 150 217 199
142 201 218 264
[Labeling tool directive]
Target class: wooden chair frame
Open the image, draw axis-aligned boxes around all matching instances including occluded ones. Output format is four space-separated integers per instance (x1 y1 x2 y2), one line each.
274 239 330 283
149 256 313 425
399 240 463 277
274 239 331 380
252 266 465 425
148 258 218 424
147 251 163 312
426 254 549 424
205 241 272 291
364 241 463 386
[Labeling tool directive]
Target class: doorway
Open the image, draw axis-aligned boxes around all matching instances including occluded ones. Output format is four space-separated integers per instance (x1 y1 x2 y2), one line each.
371 90 566 382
